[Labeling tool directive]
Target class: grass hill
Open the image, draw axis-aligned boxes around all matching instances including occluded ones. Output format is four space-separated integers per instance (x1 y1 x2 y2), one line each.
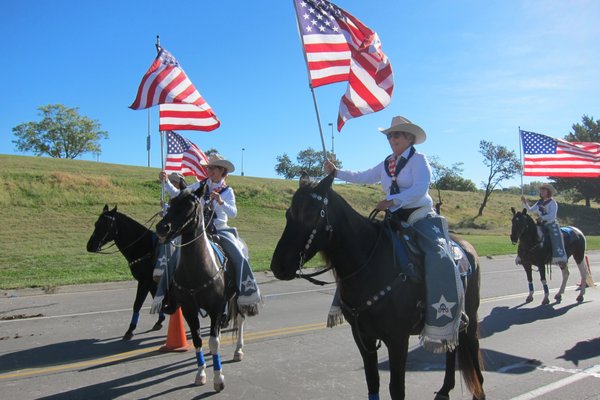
1 154 599 290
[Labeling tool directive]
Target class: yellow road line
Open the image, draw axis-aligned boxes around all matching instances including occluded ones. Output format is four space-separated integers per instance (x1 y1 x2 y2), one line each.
0 322 329 380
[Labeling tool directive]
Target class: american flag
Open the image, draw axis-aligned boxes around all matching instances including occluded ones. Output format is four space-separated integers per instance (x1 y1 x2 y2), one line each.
130 48 205 110
521 130 600 177
159 103 220 131
165 131 209 180
294 0 394 131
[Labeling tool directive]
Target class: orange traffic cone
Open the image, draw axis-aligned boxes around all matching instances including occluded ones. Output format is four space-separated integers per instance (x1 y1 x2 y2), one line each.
159 307 190 352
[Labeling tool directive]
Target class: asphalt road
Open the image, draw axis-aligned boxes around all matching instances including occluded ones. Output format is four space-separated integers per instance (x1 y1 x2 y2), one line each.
1 252 600 400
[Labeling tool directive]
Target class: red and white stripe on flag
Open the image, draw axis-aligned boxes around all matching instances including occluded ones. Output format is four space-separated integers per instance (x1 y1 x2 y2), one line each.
294 0 393 131
159 103 220 132
130 48 204 110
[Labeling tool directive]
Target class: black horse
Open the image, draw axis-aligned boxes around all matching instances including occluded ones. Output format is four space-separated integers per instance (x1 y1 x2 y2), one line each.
271 173 485 400
510 207 592 304
86 205 165 340
155 184 245 391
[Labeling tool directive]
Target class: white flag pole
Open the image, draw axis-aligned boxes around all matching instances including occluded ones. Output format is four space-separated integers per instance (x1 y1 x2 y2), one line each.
518 126 524 196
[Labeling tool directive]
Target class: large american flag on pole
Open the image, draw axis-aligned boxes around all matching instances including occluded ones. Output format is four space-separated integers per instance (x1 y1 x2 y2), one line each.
165 131 209 180
521 130 600 177
130 48 205 110
159 103 220 131
294 0 394 131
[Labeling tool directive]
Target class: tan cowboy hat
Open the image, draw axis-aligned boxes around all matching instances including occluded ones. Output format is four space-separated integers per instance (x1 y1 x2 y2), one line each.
539 183 557 196
202 153 235 173
168 172 186 186
378 116 427 144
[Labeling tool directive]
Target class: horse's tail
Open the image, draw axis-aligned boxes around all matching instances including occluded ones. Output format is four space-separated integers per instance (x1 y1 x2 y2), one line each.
457 329 485 400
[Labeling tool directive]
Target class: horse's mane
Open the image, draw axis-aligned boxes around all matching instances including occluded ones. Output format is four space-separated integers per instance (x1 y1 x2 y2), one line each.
112 209 155 239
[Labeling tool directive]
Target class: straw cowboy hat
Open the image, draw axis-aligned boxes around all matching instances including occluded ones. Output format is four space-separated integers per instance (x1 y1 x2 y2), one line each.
168 172 186 186
378 116 427 144
203 153 235 173
539 183 557 196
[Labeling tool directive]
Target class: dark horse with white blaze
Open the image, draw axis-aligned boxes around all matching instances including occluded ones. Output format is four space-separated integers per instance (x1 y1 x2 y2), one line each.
155 183 245 391
510 207 592 304
270 173 485 400
86 205 165 340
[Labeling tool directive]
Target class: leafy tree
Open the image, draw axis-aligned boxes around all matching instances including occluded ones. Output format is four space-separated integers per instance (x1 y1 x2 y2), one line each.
12 104 108 159
275 147 341 179
477 140 521 216
429 157 477 213
205 148 219 157
551 115 600 207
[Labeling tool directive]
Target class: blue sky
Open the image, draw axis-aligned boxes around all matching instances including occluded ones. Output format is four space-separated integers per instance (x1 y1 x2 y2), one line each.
3 1 599 188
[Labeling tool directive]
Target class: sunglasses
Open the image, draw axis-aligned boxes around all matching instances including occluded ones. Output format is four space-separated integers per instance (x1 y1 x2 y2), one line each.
386 131 412 140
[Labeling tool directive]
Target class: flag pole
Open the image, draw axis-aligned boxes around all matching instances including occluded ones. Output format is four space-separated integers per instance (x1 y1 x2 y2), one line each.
292 0 328 161
155 35 167 211
518 126 523 196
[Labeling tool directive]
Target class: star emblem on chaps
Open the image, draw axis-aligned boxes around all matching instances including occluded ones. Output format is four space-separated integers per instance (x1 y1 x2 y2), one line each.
241 277 256 293
432 225 442 235
158 254 169 268
432 295 456 320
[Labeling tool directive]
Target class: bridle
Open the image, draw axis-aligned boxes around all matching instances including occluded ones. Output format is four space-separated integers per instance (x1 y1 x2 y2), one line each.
164 192 209 248
295 192 335 284
93 212 160 257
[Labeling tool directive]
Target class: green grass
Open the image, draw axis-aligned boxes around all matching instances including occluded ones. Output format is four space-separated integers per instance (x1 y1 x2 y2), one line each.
1 153 599 290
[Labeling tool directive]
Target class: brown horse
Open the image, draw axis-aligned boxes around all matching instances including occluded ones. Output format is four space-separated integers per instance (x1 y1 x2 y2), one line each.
271 173 485 400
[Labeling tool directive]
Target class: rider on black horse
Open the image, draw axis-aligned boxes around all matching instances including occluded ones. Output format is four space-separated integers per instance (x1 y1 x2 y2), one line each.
520 183 567 266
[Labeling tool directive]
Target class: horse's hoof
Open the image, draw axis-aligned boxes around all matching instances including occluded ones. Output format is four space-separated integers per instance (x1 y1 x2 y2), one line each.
434 392 450 400
525 295 533 303
122 332 134 340
151 322 163 331
576 295 584 303
541 297 550 305
194 371 207 386
233 350 244 362
554 294 562 303
214 374 225 392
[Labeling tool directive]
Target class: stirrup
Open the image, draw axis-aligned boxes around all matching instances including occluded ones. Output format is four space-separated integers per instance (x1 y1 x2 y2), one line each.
459 312 469 332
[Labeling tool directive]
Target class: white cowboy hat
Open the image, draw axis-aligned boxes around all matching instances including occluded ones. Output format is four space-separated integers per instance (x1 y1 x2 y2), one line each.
378 116 427 144
202 153 235 173
539 183 557 196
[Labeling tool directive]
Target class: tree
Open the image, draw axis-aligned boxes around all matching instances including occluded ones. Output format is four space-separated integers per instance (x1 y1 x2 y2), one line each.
429 157 477 213
12 104 108 159
205 148 219 158
275 147 341 179
477 140 521 216
551 115 600 207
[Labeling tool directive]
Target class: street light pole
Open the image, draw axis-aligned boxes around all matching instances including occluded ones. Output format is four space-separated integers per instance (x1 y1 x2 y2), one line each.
241 148 245 176
328 122 334 156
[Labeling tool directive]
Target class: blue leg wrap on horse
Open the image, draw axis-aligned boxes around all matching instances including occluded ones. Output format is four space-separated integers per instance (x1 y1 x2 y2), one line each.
368 393 380 400
196 351 205 367
159 312 165 319
543 284 549 295
130 312 140 326
528 282 534 292
213 353 222 371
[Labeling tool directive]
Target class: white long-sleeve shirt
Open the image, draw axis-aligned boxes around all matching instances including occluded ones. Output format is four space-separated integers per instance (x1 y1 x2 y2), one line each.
335 147 434 213
164 178 237 230
522 198 558 224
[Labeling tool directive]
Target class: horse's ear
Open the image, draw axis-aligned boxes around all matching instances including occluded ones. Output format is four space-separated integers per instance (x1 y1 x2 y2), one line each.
112 205 118 212
299 171 311 188
314 170 335 195
103 204 109 213
522 208 527 215
178 179 187 190
511 207 516 215
194 180 207 198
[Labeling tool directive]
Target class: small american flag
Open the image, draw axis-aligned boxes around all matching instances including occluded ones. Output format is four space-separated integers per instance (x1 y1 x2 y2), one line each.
294 0 393 131
159 103 220 131
130 48 205 110
165 131 208 180
521 130 600 177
